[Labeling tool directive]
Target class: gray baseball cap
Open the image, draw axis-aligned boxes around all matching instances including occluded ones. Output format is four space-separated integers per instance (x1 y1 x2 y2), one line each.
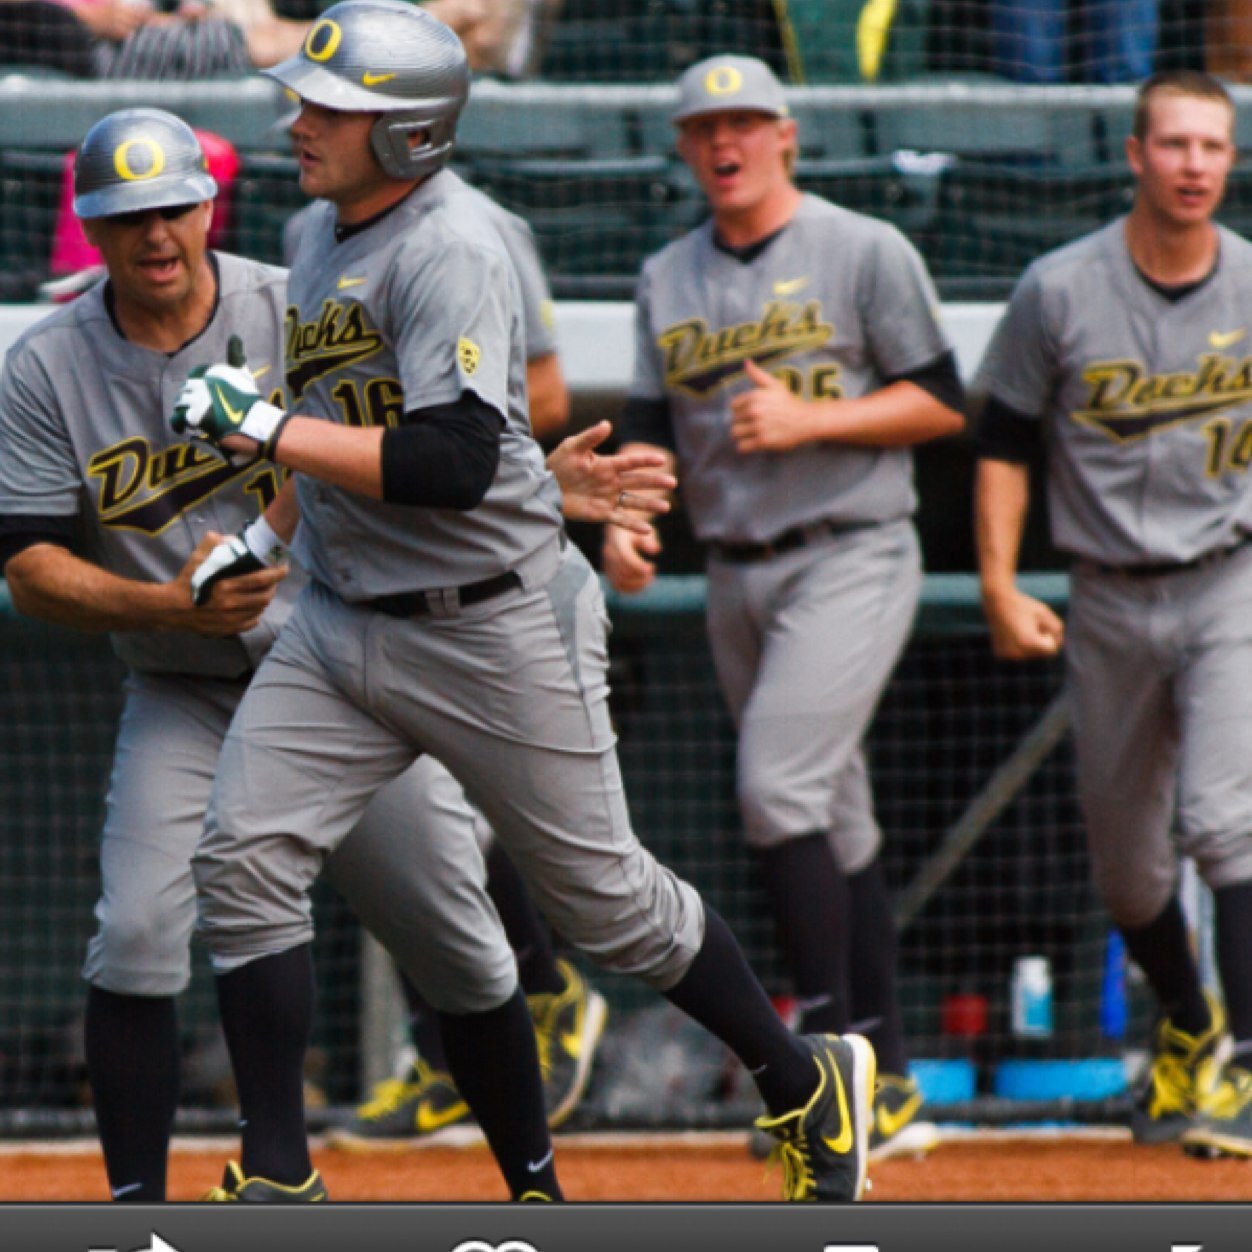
672 54 789 124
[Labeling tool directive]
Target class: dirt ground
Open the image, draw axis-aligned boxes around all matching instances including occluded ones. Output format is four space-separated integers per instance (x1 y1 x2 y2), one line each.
1 1130 1250 1202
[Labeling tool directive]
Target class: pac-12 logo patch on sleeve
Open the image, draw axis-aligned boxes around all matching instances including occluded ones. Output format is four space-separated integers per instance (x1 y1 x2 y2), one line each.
457 337 481 376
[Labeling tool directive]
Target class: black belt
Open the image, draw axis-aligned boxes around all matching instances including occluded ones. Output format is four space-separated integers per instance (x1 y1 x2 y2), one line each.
710 519 871 565
1092 533 1252 579
368 570 521 618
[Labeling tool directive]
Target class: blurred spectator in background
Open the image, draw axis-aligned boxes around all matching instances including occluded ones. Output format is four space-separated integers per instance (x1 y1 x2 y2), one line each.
0 0 490 79
1207 1 1252 82
782 0 917 83
0 0 291 78
988 0 1159 82
453 0 562 79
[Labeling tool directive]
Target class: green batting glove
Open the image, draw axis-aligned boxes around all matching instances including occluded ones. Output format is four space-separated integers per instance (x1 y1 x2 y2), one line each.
170 336 291 460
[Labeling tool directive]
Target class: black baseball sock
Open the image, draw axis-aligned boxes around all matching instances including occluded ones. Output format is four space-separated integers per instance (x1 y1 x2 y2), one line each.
848 856 909 1076
1214 879 1252 1049
756 831 850 1035
663 905 814 1116
398 971 449 1070
486 842 563 996
1119 895 1210 1034
215 944 316 1185
84 986 180 1202
439 987 562 1200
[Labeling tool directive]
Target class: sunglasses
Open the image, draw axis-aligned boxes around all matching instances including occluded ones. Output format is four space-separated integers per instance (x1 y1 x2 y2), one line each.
107 202 201 228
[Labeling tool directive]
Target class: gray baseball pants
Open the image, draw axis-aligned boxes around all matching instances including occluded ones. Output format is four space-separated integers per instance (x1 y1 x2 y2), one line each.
194 539 706 994
1067 546 1252 928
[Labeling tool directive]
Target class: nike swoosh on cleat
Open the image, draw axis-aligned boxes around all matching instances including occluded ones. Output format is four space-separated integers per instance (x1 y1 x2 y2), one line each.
876 1089 923 1140
822 1048 855 1155
362 72 396 86
527 1147 555 1172
415 1099 469 1133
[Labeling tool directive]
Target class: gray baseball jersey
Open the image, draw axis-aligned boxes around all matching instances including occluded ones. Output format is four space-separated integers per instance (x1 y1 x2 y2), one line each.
0 256 296 676
975 220 1252 567
629 193 950 544
624 195 943 856
976 219 1252 922
0 252 516 1011
196 167 707 990
282 187 558 361
283 168 563 595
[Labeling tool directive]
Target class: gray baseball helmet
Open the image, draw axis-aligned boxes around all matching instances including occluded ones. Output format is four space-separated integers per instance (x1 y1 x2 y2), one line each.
73 108 217 220
264 0 469 181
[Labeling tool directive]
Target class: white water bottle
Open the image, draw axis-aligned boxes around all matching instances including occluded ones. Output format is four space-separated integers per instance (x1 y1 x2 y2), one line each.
1010 955 1053 1038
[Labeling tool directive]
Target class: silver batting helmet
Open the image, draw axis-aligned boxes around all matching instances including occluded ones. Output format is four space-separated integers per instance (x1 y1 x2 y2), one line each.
73 108 217 220
264 0 470 181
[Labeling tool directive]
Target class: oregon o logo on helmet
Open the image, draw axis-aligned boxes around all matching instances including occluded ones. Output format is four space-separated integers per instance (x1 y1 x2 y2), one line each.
705 65 743 96
113 137 165 183
304 18 342 61
450 1242 539 1252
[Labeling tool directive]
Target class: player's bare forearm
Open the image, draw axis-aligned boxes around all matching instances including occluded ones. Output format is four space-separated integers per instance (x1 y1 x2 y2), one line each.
820 381 965 446
4 539 282 637
731 366 963 453
975 458 1064 659
261 474 301 544
4 543 177 633
975 457 1030 603
247 416 387 499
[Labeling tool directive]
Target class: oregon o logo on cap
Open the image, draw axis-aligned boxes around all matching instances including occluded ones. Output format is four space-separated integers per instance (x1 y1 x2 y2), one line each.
705 65 743 96
113 138 165 183
304 18 341 61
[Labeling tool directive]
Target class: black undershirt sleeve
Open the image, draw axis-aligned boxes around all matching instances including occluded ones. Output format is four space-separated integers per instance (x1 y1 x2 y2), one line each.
0 514 78 573
885 349 966 416
380 391 504 508
972 393 1043 464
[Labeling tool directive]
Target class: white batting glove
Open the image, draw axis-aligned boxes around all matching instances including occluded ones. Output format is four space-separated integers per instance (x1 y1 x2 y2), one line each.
191 515 290 606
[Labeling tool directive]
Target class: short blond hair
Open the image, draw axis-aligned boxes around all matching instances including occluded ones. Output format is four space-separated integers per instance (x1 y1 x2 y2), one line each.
1132 70 1234 141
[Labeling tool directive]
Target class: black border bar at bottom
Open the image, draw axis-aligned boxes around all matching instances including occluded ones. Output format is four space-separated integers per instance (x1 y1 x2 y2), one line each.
2 1203 1248 1252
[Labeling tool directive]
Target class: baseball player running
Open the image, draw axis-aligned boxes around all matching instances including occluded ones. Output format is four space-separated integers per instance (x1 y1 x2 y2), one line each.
285 185 611 1148
974 69 1252 1157
0 107 670 1203
168 0 875 1203
603 54 964 1162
